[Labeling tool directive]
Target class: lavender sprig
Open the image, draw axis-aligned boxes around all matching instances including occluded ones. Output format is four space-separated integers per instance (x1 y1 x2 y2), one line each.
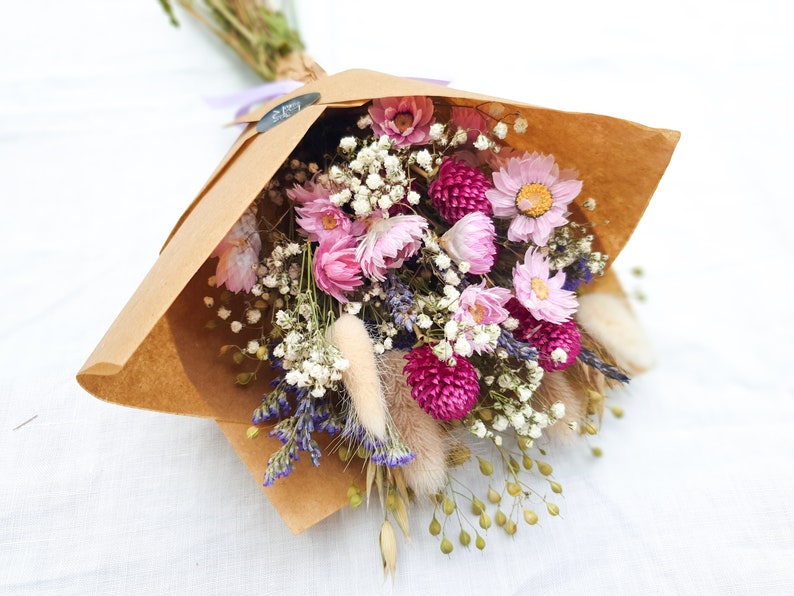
578 348 631 384
340 417 415 468
497 329 538 362
384 273 417 333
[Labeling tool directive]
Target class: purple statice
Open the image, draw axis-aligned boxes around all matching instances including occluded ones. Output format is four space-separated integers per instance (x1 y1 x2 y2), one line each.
562 256 594 291
578 348 631 384
384 273 417 333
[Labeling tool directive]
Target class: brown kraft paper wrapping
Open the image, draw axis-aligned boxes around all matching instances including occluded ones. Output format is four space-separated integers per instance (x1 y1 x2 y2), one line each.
77 68 679 534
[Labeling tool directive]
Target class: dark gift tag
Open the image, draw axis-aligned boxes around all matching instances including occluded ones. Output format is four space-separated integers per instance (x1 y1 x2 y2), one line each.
256 92 321 133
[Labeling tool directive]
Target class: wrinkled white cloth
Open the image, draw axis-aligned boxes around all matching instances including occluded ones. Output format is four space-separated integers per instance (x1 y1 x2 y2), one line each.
1 2 792 594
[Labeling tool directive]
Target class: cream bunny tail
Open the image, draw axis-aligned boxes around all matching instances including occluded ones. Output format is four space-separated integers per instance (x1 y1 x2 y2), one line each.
380 350 448 496
576 292 655 376
326 314 387 441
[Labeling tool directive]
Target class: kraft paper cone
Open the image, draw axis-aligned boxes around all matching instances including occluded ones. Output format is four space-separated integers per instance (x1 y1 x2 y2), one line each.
77 68 679 534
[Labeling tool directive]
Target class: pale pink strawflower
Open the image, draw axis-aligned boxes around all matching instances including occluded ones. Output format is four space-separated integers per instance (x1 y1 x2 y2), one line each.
286 176 330 205
295 198 363 242
454 281 512 326
313 232 363 303
450 106 487 144
403 345 480 421
368 96 435 148
512 248 577 324
506 299 581 371
439 211 498 275
355 214 427 281
212 206 261 293
486 152 582 246
429 157 493 224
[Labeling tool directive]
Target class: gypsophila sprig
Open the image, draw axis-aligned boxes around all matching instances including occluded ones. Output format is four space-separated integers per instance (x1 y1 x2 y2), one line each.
203 96 632 571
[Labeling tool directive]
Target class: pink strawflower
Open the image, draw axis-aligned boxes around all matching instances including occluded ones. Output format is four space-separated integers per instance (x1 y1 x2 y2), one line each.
368 96 435 148
313 232 363 303
212 206 261 293
506 299 581 371
439 211 498 275
403 345 480 421
454 281 512 326
450 106 486 144
355 214 427 281
295 198 363 242
512 248 577 324
486 152 582 246
428 157 493 224
286 176 330 205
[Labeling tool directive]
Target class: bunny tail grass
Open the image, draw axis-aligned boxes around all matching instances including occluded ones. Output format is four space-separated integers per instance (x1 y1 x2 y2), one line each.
380 350 448 495
576 292 655 376
326 314 387 441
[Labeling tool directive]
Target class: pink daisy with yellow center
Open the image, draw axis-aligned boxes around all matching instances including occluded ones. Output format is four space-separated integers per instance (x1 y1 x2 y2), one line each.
485 152 582 246
512 248 577 324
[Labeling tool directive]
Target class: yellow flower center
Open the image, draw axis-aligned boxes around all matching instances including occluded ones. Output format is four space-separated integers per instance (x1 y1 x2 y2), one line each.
531 277 549 300
515 183 553 218
468 303 486 324
321 214 338 230
393 112 413 133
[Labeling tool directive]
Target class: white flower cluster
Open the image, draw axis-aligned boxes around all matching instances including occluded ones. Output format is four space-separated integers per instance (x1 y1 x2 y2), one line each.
478 368 565 444
256 241 305 303
272 296 350 398
330 136 418 216
545 223 608 275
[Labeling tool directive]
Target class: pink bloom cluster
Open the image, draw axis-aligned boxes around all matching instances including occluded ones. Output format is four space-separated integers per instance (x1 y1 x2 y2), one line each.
403 345 480 421
429 157 493 224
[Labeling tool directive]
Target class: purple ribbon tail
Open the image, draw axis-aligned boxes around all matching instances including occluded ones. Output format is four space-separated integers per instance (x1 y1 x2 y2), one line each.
204 80 305 118
204 76 450 119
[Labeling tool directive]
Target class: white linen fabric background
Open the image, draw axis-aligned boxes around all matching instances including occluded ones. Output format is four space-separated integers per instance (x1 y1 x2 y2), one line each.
1 1 792 594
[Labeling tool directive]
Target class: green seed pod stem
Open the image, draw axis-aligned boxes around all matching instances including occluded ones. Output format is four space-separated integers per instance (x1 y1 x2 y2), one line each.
471 496 486 515
442 497 456 516
440 536 454 554
523 509 539 525
506 481 522 497
429 516 442 536
495 509 507 527
476 534 486 550
459 529 471 547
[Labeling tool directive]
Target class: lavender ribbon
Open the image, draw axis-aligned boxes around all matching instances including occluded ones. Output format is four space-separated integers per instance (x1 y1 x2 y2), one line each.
205 77 450 119
204 80 305 119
